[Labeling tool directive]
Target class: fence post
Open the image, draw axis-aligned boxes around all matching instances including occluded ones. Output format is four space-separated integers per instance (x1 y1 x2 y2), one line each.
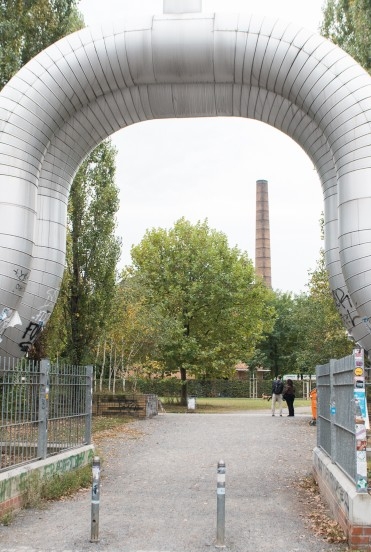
216 459 226 548
329 359 337 464
85 365 93 445
37 359 50 459
90 456 101 542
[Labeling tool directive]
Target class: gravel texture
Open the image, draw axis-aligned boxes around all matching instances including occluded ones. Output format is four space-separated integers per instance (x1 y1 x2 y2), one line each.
0 406 350 552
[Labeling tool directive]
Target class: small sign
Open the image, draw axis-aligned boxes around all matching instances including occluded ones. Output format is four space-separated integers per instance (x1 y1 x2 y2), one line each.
355 367 363 376
354 389 368 423
187 397 196 410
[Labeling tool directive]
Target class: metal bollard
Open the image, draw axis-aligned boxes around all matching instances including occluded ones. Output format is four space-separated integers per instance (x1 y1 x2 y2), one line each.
90 456 101 543
216 459 226 548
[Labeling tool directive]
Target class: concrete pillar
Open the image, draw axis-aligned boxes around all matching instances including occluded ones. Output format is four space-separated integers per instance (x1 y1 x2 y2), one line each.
255 179 272 288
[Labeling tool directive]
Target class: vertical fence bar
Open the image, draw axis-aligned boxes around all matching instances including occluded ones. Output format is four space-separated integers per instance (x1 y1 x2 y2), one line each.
85 366 93 445
329 359 336 464
37 359 50 459
90 456 101 542
216 459 226 548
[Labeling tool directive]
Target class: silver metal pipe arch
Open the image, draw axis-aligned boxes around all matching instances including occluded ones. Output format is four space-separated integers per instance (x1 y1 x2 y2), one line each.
1 12 371 357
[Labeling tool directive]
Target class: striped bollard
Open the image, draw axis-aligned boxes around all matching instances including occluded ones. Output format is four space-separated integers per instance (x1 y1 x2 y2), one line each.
90 456 101 542
216 459 226 548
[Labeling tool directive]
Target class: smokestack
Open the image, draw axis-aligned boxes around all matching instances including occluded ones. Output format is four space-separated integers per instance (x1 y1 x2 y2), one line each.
255 179 272 288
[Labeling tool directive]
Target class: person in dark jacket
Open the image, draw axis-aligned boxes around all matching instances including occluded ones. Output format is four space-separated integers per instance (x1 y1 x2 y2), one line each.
283 379 295 416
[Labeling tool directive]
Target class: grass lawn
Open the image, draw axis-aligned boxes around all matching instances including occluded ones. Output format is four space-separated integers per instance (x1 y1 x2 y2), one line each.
160 397 311 413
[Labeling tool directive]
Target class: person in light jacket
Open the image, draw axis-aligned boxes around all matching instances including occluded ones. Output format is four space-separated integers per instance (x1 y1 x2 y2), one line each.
271 375 284 416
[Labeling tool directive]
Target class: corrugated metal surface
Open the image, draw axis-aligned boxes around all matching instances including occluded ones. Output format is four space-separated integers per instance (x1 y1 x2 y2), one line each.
1 12 371 356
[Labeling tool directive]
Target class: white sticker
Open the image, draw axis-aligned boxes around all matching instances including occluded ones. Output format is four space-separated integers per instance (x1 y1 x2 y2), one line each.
217 488 225 495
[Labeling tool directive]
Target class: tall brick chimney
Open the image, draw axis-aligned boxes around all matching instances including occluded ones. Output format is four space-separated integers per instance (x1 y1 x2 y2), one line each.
255 179 272 288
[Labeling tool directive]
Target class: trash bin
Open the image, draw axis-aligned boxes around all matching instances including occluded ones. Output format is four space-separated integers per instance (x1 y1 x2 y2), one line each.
187 396 196 410
309 388 317 425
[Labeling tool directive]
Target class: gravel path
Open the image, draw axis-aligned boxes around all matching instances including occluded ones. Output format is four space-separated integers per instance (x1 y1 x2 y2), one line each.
0 407 349 552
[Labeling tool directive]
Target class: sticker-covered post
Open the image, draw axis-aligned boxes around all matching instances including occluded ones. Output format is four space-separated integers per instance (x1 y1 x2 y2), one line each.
216 459 226 548
353 347 369 492
90 456 101 542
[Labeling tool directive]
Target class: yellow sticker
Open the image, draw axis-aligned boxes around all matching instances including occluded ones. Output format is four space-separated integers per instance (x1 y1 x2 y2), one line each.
355 368 363 376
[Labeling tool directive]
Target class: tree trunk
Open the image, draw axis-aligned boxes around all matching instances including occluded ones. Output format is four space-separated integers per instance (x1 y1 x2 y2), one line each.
100 338 106 392
180 367 187 406
108 339 113 391
121 339 126 391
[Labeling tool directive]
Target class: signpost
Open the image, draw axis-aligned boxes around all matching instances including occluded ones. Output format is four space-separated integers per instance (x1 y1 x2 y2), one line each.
353 348 369 493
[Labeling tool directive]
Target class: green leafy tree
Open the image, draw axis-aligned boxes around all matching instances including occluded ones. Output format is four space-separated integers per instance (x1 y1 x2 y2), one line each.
131 218 275 404
250 216 353 376
32 143 121 364
321 0 371 72
293 252 353 370
0 0 82 89
248 292 301 378
99 269 169 387
64 141 121 364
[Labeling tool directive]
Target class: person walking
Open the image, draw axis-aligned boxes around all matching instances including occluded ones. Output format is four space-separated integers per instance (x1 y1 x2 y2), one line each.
271 375 284 416
283 378 296 416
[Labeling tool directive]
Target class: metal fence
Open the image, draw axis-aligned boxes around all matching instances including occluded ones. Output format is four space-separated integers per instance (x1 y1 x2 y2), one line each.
94 376 316 399
316 355 357 483
0 358 92 472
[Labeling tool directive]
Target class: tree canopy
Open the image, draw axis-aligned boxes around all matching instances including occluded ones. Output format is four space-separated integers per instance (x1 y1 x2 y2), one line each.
293 252 353 369
129 218 275 400
38 141 121 364
248 215 353 376
0 0 83 89
247 291 300 377
321 0 371 72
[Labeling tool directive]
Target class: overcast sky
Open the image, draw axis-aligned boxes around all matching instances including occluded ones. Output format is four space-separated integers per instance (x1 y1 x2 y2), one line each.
78 0 327 294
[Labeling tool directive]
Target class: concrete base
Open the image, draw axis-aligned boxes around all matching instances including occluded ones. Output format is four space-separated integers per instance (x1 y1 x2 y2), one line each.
0 445 94 518
313 447 371 550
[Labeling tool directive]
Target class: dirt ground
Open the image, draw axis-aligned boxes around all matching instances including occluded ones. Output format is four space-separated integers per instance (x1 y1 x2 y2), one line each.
0 406 350 552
